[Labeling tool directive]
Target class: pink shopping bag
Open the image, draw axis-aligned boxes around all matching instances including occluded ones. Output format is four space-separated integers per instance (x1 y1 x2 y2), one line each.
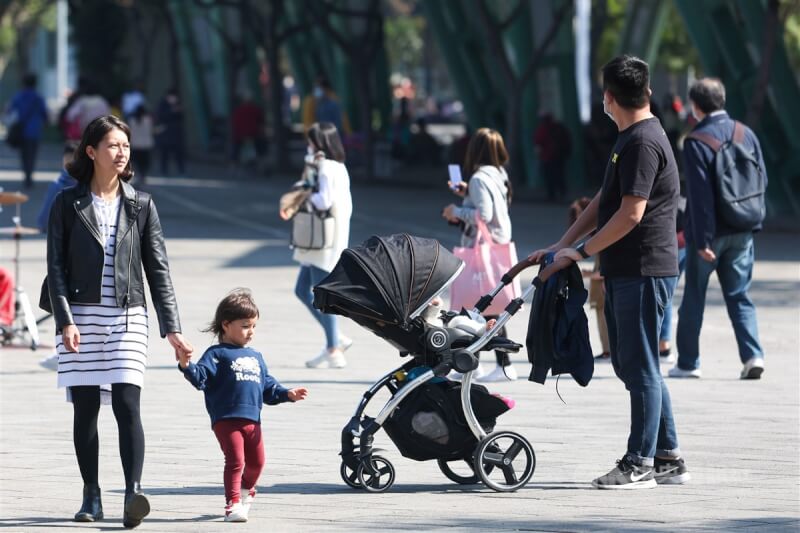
449 219 521 315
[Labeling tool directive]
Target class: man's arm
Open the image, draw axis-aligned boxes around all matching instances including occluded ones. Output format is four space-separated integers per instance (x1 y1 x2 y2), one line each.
682 138 716 250
582 195 647 256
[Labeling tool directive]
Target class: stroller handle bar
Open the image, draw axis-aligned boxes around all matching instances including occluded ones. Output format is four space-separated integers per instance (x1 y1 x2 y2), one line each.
504 255 573 284
474 255 574 314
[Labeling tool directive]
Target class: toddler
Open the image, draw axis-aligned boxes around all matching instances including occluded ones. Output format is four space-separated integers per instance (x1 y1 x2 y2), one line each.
178 289 308 522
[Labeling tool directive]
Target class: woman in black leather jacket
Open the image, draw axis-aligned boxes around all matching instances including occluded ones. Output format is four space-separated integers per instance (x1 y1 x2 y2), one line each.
44 115 193 528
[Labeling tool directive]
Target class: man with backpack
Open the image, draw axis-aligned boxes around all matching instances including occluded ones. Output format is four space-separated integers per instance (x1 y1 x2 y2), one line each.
669 78 767 380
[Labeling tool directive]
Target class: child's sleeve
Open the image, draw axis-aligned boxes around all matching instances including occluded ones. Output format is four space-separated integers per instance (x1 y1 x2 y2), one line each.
180 349 218 391
261 357 290 405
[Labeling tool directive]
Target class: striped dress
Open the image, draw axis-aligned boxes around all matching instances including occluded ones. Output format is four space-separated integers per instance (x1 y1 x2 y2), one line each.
57 193 149 401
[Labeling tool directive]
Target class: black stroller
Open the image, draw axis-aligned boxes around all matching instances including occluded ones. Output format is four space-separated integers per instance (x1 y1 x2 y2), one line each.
314 234 566 493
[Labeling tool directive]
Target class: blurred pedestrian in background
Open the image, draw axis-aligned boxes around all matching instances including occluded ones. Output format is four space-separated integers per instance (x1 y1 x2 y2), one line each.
5 73 48 189
129 105 155 184
156 87 186 176
442 127 518 382
534 112 572 202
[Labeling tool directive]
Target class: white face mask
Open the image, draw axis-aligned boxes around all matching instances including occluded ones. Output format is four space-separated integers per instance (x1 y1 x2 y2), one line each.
603 97 614 121
307 145 315 155
313 86 324 98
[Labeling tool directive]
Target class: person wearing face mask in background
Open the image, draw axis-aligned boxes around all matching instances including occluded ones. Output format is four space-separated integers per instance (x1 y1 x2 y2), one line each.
301 76 351 137
279 122 353 369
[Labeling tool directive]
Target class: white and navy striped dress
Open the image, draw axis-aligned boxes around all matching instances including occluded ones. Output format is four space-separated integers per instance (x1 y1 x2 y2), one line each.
57 193 149 400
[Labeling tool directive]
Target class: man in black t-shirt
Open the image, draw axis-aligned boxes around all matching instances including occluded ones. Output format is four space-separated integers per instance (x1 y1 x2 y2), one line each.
529 55 689 489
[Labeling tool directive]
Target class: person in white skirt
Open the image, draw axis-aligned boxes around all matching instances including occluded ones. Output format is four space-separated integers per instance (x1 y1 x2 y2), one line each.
42 115 193 528
279 122 353 369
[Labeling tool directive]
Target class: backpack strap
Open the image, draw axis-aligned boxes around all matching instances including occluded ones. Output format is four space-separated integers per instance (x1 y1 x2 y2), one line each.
687 131 722 153
732 121 745 144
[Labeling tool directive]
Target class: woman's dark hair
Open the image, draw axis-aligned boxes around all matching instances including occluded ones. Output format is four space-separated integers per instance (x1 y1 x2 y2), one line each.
602 55 650 110
688 78 726 114
307 122 346 163
463 127 513 205
66 115 134 183
204 288 260 342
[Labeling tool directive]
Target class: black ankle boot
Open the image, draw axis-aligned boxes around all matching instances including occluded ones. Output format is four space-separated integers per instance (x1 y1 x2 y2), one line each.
122 482 150 529
74 483 103 522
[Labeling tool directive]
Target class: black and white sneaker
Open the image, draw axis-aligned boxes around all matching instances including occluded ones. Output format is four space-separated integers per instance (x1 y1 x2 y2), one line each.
591 456 657 489
654 456 691 485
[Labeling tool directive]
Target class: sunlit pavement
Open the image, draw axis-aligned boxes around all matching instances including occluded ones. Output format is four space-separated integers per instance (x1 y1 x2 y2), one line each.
1 144 798 531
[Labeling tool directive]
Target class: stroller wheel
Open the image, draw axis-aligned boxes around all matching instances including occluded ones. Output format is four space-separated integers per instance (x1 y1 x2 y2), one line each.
437 458 480 485
356 455 396 493
473 431 535 492
340 461 362 489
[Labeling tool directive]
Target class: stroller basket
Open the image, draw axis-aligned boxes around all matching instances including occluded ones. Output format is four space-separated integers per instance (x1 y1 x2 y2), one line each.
383 378 510 462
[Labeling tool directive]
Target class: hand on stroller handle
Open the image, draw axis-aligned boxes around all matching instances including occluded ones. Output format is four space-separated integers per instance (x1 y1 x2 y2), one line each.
502 255 575 286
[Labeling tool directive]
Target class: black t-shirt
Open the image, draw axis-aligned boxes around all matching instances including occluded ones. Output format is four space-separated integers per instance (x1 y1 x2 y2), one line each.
598 117 679 278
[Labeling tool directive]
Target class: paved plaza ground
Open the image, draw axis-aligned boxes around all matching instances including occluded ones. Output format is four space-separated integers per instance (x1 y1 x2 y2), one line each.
1 145 798 532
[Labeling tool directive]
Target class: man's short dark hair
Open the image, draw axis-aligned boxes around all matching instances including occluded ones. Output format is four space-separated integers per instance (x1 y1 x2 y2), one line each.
602 55 651 110
688 78 726 114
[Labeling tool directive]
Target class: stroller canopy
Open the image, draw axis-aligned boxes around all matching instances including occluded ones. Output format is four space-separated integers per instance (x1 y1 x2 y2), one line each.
314 234 463 327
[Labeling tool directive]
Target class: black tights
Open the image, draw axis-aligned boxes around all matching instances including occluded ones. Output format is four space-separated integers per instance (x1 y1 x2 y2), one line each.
71 384 144 487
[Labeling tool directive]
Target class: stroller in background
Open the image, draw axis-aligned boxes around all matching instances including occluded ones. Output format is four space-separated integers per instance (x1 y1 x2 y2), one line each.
314 234 568 493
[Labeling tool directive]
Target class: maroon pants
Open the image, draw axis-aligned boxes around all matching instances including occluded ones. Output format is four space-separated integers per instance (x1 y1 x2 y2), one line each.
212 418 265 504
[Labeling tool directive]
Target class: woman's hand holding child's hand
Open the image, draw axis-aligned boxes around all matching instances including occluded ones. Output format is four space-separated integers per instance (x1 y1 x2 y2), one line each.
288 388 308 402
177 349 192 369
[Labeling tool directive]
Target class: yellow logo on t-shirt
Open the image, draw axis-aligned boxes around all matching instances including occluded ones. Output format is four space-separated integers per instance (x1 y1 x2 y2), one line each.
611 153 618 163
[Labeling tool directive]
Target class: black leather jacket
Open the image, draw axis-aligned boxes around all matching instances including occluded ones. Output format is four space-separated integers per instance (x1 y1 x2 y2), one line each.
41 181 181 337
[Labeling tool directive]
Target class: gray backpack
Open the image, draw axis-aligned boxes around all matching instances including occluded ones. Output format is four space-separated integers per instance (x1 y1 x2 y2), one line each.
688 121 767 231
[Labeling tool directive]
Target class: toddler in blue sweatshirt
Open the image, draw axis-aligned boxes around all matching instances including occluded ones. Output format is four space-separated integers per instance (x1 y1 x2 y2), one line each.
178 289 308 522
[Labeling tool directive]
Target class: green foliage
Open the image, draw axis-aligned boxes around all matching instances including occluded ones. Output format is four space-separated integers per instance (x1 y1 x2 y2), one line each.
785 4 800 83
655 1 700 72
384 13 425 73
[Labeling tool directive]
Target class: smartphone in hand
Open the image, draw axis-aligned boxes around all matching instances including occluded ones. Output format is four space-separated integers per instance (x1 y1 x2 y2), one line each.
448 165 463 190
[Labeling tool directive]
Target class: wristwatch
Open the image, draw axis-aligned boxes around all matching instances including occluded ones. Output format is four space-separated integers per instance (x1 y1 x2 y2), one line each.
575 242 591 259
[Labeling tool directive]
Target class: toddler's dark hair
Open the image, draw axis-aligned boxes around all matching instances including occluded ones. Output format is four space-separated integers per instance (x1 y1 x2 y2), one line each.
568 197 592 226
204 289 260 341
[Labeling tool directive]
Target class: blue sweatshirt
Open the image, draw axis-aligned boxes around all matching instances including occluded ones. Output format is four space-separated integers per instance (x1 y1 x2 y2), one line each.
37 170 77 232
180 343 290 426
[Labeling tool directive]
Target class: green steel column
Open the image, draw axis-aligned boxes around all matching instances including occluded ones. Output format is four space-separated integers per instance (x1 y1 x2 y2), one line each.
617 0 669 65
674 0 800 214
169 0 211 148
504 1 540 187
421 0 493 129
207 6 230 116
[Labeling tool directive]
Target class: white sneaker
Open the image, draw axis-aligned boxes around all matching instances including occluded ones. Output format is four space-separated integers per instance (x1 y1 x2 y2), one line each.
448 364 486 381
477 364 518 382
224 501 248 522
242 487 256 512
740 357 764 380
38 353 59 371
338 334 353 352
668 366 702 379
305 348 347 369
